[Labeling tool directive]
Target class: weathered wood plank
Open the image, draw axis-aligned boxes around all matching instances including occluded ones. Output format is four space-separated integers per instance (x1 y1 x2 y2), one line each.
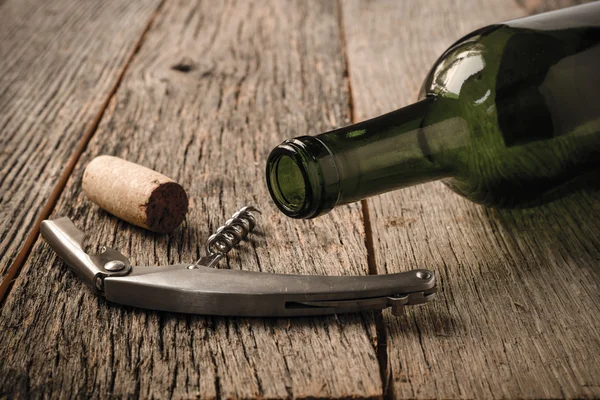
342 0 600 398
0 1 382 398
516 0 594 14
0 0 162 291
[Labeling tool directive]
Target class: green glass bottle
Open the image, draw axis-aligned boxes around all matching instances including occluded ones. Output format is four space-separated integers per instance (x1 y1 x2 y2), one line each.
266 3 600 219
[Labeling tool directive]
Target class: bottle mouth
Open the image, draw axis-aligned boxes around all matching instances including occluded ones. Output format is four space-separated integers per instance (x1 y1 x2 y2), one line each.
266 137 340 219
268 153 308 214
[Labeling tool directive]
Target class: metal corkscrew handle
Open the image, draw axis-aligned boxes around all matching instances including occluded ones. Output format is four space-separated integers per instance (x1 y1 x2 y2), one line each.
192 206 260 268
41 208 437 317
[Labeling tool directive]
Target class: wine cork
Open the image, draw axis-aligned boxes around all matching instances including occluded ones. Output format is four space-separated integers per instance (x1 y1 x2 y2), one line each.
82 155 188 233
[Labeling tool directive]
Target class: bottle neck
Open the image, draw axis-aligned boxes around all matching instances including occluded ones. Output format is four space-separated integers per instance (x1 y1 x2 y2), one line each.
266 98 457 218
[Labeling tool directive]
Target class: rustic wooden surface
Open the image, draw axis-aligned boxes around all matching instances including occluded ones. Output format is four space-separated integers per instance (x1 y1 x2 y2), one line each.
0 0 162 296
1 0 598 399
0 1 382 398
342 0 600 398
517 0 592 13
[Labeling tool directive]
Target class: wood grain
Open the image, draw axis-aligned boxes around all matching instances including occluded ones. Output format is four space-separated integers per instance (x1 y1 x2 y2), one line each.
0 1 382 398
0 0 162 288
342 0 600 398
516 0 595 14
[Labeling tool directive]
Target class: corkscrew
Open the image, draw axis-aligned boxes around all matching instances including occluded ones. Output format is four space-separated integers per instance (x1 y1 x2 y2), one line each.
191 206 260 268
40 207 437 317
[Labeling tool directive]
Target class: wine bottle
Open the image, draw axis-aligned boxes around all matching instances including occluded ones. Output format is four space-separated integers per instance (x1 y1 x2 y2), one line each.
265 3 600 219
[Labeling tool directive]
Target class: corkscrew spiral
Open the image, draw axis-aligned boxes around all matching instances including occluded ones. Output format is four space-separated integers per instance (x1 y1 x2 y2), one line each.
206 206 260 256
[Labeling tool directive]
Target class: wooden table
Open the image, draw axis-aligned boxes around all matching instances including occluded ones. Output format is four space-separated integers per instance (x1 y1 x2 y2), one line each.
1 0 598 398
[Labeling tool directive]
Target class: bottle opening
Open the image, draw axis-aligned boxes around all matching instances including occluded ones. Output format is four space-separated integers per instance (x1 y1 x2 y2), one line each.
269 154 307 213
266 136 340 219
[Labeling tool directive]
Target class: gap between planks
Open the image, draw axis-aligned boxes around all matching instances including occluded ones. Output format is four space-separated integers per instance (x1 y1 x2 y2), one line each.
336 0 391 397
0 0 167 304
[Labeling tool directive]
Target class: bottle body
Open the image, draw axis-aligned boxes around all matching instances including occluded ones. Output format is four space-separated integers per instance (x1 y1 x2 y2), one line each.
266 3 600 218
422 4 600 206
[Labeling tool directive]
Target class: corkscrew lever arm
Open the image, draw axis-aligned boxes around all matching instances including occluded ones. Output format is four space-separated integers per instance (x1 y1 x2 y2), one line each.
41 217 436 317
